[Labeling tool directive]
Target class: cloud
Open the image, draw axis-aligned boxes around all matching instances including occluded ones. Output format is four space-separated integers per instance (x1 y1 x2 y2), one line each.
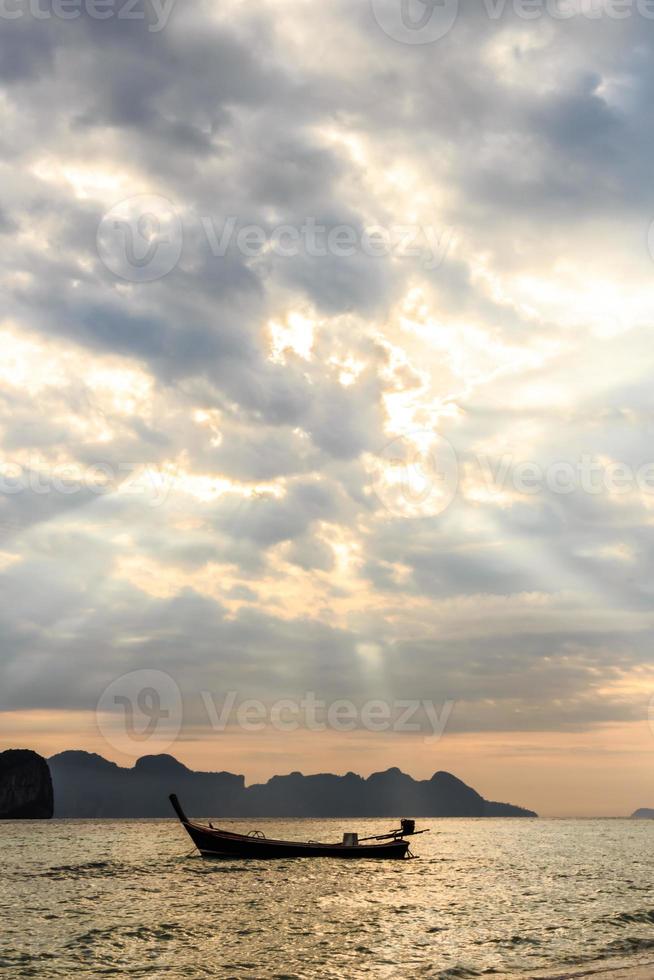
1 0 654 762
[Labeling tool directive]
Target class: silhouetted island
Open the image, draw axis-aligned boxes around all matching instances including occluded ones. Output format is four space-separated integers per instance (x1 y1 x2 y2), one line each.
0 749 54 819
631 808 654 819
48 751 537 818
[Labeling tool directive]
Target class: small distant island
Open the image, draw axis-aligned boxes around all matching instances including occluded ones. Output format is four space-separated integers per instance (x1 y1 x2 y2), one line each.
47 751 537 819
631 808 654 819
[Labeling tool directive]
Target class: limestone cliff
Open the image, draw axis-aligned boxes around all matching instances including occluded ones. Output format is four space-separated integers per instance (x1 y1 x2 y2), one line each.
0 749 54 819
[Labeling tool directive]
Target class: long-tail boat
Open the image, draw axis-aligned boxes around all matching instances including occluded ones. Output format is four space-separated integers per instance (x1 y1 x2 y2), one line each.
169 794 426 859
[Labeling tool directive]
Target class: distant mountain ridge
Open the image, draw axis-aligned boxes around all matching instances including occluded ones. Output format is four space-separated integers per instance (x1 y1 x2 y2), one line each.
631 808 654 819
48 751 537 818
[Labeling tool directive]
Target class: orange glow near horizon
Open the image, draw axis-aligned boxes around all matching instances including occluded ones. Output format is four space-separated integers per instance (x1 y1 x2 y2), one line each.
3 711 653 818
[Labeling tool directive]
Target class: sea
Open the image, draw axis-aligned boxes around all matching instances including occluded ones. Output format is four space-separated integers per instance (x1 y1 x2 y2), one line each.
1 817 653 979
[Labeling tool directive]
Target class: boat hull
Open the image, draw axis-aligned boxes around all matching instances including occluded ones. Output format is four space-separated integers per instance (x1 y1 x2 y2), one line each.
183 820 410 860
169 794 413 859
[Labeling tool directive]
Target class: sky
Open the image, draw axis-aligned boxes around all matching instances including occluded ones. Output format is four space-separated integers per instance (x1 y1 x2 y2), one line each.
1 0 654 817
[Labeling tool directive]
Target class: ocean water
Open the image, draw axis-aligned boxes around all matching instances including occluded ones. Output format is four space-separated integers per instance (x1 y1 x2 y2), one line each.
1 817 653 979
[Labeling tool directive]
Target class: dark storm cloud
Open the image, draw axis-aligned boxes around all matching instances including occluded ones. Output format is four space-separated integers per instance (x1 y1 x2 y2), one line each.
203 427 318 483
213 479 347 550
284 533 335 573
0 17 56 82
0 554 364 712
